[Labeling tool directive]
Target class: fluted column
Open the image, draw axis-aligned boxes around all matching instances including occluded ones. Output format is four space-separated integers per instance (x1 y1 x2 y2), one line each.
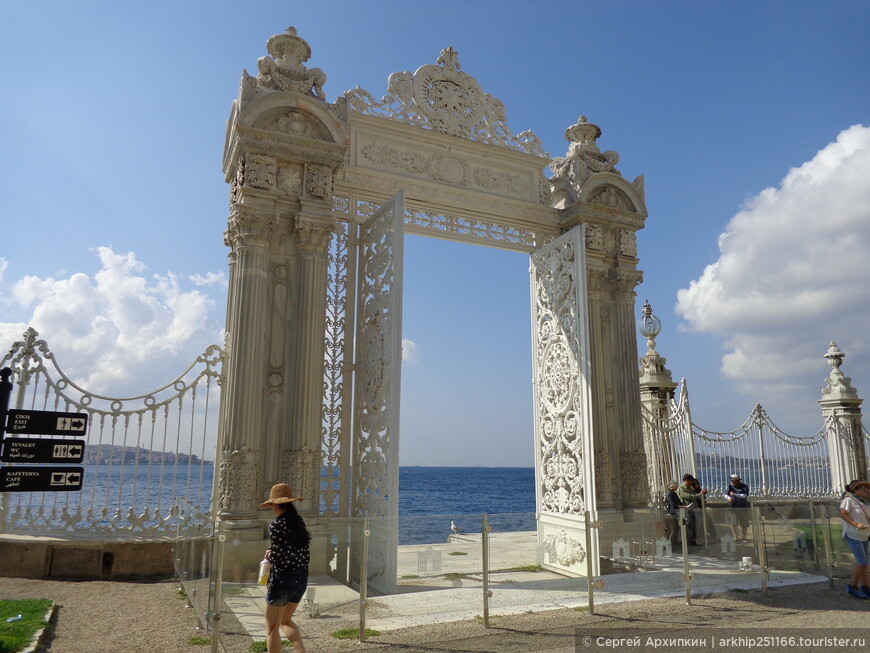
217 207 275 525
281 211 335 515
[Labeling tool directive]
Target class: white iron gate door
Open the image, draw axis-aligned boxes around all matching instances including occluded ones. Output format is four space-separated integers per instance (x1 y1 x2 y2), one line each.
529 224 599 575
352 190 405 595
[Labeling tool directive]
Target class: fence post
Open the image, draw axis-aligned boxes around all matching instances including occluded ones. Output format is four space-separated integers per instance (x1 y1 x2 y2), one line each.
482 513 491 628
584 510 596 615
820 342 866 491
679 508 692 605
359 518 369 643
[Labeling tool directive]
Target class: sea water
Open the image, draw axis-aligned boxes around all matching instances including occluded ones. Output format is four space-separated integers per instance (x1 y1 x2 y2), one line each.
5 464 536 544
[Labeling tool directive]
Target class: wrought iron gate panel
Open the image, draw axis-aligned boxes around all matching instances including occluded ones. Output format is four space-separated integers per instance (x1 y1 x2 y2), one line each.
530 225 596 516
322 219 355 518
0 328 222 534
351 190 404 594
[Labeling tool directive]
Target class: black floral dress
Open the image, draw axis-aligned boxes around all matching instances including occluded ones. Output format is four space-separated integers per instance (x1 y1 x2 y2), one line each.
266 512 310 606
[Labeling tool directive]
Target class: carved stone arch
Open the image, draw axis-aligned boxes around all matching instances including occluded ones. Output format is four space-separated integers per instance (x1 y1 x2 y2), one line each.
580 173 647 217
239 93 347 145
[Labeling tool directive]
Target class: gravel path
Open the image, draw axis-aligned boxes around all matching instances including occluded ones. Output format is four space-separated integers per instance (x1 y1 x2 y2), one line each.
1 577 868 652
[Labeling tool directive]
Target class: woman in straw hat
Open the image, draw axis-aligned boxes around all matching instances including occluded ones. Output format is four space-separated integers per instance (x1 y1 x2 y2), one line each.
261 483 310 652
839 480 870 599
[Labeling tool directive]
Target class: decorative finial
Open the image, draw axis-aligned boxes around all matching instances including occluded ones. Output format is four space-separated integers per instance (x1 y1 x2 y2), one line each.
257 27 326 99
637 300 662 352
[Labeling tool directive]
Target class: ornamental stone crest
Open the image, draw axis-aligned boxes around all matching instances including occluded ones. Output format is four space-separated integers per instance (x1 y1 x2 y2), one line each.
257 27 327 99
542 529 586 566
551 116 621 188
343 48 547 157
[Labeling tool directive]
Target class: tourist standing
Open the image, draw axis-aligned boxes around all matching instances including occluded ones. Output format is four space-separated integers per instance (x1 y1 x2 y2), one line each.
261 483 310 652
839 480 870 599
676 474 705 546
726 473 751 543
664 481 697 546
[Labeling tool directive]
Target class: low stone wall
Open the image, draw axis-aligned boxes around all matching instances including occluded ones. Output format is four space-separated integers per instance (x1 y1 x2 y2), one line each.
0 535 204 580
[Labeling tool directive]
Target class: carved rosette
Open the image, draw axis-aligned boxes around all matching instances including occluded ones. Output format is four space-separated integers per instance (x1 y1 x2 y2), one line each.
277 164 303 197
295 216 334 254
218 445 260 513
531 236 585 515
282 445 320 507
542 530 586 566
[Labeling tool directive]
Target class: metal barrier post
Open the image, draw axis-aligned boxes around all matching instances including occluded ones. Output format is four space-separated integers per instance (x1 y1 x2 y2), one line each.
822 509 835 589
482 513 491 627
808 500 821 569
679 508 692 605
751 500 768 592
585 511 596 615
210 521 225 653
359 518 370 643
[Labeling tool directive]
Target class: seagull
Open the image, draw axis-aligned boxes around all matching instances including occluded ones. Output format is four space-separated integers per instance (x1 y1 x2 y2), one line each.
450 520 462 534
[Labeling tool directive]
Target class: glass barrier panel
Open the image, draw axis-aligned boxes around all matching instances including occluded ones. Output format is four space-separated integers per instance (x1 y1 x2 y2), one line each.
814 500 850 582
353 514 485 629
173 516 214 630
757 501 829 581
211 516 365 648
485 512 568 618
598 509 686 602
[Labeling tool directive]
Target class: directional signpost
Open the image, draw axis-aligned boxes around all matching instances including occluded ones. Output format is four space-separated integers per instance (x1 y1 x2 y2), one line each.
5 410 88 435
0 367 89 492
0 466 84 492
1 438 85 464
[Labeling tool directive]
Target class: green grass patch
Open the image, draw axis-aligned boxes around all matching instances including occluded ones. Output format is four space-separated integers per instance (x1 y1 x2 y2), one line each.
574 605 590 612
188 634 211 645
221 585 246 596
400 574 420 579
249 640 288 651
730 588 749 593
330 627 380 639
176 587 187 600
505 564 542 573
447 551 468 556
0 598 53 653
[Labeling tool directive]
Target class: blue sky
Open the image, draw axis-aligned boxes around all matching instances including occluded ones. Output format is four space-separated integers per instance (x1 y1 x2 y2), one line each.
1 2 869 466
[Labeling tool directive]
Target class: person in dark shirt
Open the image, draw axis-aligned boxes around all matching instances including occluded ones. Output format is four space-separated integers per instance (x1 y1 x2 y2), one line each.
726 473 751 543
665 480 698 546
260 483 310 653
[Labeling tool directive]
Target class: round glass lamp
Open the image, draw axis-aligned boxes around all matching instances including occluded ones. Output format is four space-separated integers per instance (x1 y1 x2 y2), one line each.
637 300 661 350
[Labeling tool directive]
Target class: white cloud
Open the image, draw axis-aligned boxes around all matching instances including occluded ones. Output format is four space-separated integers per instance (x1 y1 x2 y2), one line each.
0 258 8 285
676 125 870 416
0 247 223 395
402 338 420 365
190 271 227 287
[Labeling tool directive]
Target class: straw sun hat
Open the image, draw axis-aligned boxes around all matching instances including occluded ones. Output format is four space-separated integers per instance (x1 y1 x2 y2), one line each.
260 483 303 508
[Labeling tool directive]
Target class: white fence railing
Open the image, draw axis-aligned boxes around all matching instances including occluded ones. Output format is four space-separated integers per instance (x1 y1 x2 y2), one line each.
644 380 838 501
0 328 222 535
